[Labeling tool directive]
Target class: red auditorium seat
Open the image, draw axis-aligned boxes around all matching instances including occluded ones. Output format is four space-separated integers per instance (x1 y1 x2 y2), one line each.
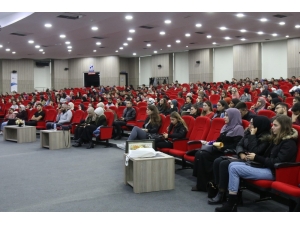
70 110 86 134
257 110 276 119
94 111 114 146
36 109 57 130
209 94 220 105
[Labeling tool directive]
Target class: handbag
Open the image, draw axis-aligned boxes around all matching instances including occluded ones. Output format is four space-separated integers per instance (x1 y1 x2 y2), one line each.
147 133 163 140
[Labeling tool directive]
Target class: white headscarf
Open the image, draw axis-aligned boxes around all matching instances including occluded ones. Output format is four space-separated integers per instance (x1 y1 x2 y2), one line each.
94 107 104 116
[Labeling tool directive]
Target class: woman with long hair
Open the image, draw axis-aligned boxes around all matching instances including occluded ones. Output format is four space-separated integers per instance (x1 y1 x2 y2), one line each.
157 98 169 115
200 101 214 119
212 100 229 119
209 116 271 205
191 108 244 192
215 115 298 212
155 112 188 150
116 105 162 150
189 104 201 118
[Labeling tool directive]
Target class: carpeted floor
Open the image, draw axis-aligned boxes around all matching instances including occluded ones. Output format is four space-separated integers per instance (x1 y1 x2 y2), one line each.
0 132 289 212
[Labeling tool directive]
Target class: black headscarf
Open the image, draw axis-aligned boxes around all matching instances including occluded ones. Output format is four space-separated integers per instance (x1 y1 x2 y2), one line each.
269 92 278 99
252 115 271 137
271 98 282 106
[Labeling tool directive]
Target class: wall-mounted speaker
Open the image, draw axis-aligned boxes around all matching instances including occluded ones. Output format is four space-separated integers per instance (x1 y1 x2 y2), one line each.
64 68 69 71
196 61 200 64
12 70 17 73
158 64 162 68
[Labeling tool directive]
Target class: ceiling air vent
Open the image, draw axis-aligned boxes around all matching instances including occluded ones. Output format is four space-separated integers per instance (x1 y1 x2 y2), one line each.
99 47 105 48
236 36 242 38
92 37 105 39
190 43 195 44
195 32 205 34
139 25 154 29
57 13 84 20
273 14 287 18
10 32 28 36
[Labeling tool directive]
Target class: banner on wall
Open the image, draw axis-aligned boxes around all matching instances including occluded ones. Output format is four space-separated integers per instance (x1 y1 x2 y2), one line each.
11 73 18 92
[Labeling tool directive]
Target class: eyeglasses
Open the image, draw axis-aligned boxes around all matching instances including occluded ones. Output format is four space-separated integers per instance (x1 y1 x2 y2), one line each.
275 106 283 110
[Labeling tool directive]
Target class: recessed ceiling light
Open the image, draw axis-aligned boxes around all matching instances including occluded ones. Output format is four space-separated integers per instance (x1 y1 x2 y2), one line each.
96 42 101 45
154 51 157 53
165 20 171 24
146 44 151 47
127 37 132 41
220 27 227 30
35 45 40 48
207 35 211 38
279 22 285 25
176 40 181 43
12 52 16 54
44 23 52 28
195 23 202 27
224 37 231 40
160 31 165 35
260 18 268 22
68 50 72 52
125 15 133 20
185 33 191 37
115 50 118 52
295 25 300 28
236 13 244 17
65 41 71 44
272 33 278 36
6 49 10 51
129 29 135 33
212 42 217 45
67 46 72 49
93 50 96 52
160 49 162 50
257 31 264 35
60 34 66 38
43 52 45 54
241 38 246 41
91 26 98 30
186 46 188 48
286 35 289 37
123 43 128 46
167 45 171 47
28 40 34 44
0 45 2 48
119 47 123 50
240 29 247 32
133 53 136 55
39 49 43 51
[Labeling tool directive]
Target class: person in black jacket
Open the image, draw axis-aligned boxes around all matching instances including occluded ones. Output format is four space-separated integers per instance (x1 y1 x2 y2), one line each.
167 99 178 115
180 96 193 115
235 102 256 121
189 104 201 118
157 98 169 115
112 101 136 140
155 111 188 149
216 114 298 212
191 108 244 192
116 105 162 150
209 116 271 205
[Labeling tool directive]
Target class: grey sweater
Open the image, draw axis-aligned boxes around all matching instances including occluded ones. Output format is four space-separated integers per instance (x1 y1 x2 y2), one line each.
56 110 72 124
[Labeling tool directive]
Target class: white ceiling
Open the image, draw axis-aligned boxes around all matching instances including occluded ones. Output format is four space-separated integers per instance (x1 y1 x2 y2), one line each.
0 12 300 60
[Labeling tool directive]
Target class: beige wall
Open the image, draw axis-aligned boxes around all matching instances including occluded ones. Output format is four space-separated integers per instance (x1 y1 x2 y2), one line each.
287 38 300 78
52 59 69 90
189 49 213 82
233 43 262 80
128 58 139 89
151 54 170 78
1 59 35 93
0 61 2 93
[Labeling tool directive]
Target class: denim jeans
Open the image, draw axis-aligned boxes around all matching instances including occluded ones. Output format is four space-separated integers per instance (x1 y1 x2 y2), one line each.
1 121 8 131
228 162 275 193
128 126 147 140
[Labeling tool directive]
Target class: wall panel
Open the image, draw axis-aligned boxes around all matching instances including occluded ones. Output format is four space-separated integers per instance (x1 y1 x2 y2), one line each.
140 56 152 86
189 49 213 82
233 43 261 80
52 59 69 90
287 38 300 78
214 47 233 82
174 52 189 83
128 58 139 89
151 54 170 78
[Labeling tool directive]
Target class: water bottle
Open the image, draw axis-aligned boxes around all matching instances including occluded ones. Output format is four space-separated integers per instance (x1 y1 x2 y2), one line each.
53 123 57 131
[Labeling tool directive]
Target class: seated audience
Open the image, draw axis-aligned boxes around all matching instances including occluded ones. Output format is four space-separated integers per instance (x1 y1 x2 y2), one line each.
189 104 201 118
25 103 45 126
274 102 288 116
215 115 298 212
112 101 136 140
155 112 187 150
212 100 228 119
267 98 282 111
291 102 300 125
196 95 204 108
229 99 240 108
235 102 256 121
46 103 73 129
167 99 178 114
0 108 16 134
200 101 214 119
250 97 266 114
157 98 169 115
7 105 28 125
191 108 244 192
239 88 251 102
73 107 107 149
180 96 193 115
116 105 162 150
209 116 271 205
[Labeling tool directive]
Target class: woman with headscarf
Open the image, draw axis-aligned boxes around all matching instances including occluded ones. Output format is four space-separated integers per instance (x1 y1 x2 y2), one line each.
267 92 279 103
208 116 271 205
239 88 252 102
73 107 97 143
229 99 241 108
68 102 74 111
260 85 269 97
167 99 178 114
191 108 244 192
250 97 266 114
